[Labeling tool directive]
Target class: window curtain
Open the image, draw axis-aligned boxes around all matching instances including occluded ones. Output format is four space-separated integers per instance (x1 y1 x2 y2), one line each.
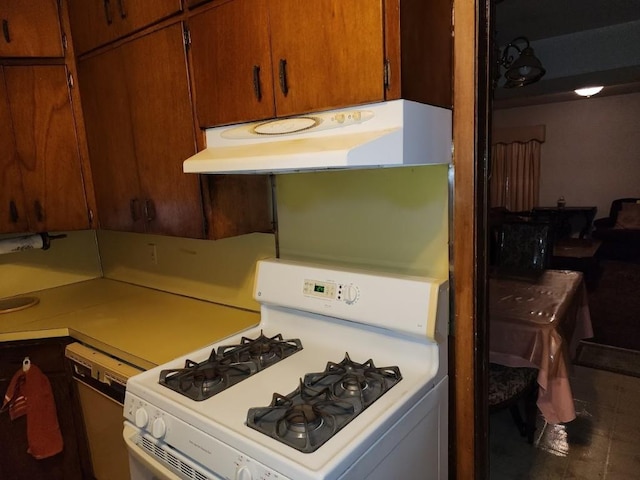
490 125 545 212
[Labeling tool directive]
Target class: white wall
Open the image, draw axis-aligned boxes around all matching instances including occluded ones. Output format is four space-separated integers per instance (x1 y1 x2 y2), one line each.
493 92 640 220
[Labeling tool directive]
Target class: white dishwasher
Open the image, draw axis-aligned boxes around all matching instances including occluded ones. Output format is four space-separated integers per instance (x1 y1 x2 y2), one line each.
65 342 143 480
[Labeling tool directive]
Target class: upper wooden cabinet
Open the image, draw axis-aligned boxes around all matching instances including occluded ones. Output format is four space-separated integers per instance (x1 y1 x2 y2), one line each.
77 23 204 238
0 65 92 233
67 0 183 55
188 0 452 128
0 67 28 232
189 0 385 127
0 0 64 57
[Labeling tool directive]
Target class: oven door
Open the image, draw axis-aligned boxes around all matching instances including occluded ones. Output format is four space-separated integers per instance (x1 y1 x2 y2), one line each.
123 422 223 480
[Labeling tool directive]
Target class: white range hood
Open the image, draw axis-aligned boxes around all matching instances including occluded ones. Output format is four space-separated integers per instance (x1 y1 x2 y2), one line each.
183 100 452 174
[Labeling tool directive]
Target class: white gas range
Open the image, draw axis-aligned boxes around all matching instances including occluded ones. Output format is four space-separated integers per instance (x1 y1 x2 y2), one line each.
123 258 449 480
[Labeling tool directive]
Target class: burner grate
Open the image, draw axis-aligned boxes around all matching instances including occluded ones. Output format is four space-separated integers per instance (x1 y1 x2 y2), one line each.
218 333 303 369
158 332 302 401
247 353 402 453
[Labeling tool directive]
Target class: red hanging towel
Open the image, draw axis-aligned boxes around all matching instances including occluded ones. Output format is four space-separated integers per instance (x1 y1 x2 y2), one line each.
2 361 64 459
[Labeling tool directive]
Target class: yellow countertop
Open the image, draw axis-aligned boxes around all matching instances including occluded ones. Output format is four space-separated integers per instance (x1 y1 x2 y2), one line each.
0 279 260 370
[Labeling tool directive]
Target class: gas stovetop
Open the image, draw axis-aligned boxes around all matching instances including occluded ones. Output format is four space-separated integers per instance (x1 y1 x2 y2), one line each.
159 332 303 401
158 331 403 452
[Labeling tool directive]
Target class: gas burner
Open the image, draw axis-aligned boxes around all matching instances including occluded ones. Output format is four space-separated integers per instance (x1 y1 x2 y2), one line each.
304 353 402 407
248 381 356 453
247 354 402 453
159 332 302 401
217 332 303 369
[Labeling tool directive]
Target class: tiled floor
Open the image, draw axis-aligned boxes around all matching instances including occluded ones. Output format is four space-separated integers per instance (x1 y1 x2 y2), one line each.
490 363 640 479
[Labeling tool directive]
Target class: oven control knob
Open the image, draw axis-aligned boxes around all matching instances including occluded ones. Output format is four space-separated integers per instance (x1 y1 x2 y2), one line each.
343 284 359 304
134 408 149 428
235 466 253 480
151 418 166 439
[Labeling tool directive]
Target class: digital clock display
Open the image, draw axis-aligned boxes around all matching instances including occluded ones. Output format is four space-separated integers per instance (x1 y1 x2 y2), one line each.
314 285 325 293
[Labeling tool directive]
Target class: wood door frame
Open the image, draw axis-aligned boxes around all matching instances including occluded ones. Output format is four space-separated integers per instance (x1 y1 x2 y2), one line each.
451 0 492 478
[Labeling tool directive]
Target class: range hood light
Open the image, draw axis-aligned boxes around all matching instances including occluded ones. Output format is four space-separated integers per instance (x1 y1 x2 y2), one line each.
574 86 603 97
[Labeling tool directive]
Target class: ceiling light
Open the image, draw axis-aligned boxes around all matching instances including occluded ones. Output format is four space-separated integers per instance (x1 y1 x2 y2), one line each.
498 37 546 88
574 86 604 97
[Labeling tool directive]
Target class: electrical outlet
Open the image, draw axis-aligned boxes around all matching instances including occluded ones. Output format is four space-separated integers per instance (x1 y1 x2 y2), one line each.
148 243 158 265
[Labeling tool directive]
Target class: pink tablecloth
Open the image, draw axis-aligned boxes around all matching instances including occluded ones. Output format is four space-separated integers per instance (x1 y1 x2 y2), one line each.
489 270 593 424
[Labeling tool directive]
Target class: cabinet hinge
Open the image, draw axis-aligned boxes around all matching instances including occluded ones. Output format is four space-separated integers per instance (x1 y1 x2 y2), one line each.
67 71 74 89
88 208 94 227
61 32 68 52
383 59 391 90
183 25 191 50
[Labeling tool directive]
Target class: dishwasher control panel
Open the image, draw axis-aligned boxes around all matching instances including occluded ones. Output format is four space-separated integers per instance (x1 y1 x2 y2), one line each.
65 342 142 386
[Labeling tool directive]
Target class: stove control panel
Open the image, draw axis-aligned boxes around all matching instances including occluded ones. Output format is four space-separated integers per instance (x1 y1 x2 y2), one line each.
303 278 360 305
303 279 336 299
256 259 447 339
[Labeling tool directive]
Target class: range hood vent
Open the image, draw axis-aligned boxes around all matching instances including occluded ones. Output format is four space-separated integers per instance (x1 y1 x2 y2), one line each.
183 100 452 174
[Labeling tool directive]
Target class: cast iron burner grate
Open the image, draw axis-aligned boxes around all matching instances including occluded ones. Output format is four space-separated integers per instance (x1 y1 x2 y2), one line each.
159 332 302 401
246 353 402 453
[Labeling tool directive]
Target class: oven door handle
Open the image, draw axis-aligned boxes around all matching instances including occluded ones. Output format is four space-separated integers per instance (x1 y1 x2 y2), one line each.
123 422 183 480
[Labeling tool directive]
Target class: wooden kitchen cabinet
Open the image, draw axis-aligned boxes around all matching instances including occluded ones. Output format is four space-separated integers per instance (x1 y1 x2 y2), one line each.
78 23 204 238
189 0 385 127
0 0 64 58
67 0 183 55
0 337 92 480
188 0 452 128
0 65 93 233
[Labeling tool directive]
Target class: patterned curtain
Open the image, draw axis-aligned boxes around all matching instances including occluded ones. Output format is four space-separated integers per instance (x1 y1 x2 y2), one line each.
490 125 545 212
490 141 541 211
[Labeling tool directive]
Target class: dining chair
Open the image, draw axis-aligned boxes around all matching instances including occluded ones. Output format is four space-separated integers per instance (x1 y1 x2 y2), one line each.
494 220 553 274
488 363 539 443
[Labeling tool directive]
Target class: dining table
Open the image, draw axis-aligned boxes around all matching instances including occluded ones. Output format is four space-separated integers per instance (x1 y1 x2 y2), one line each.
489 269 594 424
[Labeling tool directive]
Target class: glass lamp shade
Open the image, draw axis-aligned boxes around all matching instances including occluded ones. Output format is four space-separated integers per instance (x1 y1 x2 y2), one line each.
504 47 546 86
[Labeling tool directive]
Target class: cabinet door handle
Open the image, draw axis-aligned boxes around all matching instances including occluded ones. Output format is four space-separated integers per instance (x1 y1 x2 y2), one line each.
144 199 156 222
103 0 113 25
2 19 10 43
252 65 262 101
117 0 127 19
34 200 44 223
9 200 18 223
278 59 289 97
130 198 140 221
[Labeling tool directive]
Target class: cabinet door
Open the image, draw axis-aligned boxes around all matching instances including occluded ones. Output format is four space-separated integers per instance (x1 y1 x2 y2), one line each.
0 67 29 233
4 66 91 232
0 0 63 57
78 24 203 238
67 0 183 55
122 23 203 237
189 0 275 127
77 48 144 233
269 0 385 117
